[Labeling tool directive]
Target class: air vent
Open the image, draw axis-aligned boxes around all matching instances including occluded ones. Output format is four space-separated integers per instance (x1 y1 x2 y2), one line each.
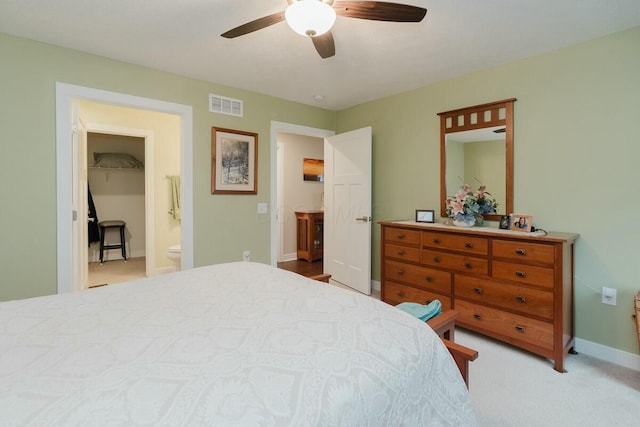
209 94 243 117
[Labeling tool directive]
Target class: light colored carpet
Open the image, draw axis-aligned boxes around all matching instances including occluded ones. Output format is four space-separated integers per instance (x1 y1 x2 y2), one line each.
88 257 146 287
456 329 640 426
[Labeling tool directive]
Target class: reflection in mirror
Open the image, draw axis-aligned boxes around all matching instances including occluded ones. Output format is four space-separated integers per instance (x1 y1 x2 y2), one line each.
445 126 506 216
439 99 516 222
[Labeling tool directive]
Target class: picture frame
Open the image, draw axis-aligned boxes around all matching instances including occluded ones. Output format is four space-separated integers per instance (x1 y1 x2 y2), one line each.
499 215 511 230
303 158 324 182
211 127 258 194
415 209 435 223
510 214 533 232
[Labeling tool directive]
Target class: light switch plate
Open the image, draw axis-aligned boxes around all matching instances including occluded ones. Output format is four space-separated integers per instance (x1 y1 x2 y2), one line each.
257 202 268 214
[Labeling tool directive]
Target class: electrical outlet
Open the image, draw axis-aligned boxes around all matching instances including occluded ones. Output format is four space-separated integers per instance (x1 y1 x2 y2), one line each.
243 250 250 262
602 286 617 305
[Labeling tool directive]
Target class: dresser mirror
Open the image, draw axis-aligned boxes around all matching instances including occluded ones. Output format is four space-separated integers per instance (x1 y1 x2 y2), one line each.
438 99 516 222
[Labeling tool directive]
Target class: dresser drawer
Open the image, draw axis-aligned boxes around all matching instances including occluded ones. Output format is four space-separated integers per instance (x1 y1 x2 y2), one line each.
492 260 554 289
422 250 488 276
385 260 451 295
422 231 488 255
384 227 420 246
493 239 554 265
455 300 553 350
455 275 553 320
384 243 421 263
383 281 452 310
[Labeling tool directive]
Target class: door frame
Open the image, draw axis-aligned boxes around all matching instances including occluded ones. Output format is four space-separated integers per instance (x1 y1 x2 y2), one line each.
56 82 194 293
84 123 155 278
270 121 334 267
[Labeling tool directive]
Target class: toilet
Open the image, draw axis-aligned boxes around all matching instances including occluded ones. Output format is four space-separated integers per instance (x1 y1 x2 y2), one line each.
167 244 182 270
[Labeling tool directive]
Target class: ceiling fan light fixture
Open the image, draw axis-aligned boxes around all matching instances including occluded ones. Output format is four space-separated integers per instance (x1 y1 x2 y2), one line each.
285 0 336 37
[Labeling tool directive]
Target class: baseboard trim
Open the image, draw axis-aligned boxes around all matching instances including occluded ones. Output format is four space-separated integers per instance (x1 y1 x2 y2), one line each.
372 279 381 294
574 338 640 372
282 253 298 262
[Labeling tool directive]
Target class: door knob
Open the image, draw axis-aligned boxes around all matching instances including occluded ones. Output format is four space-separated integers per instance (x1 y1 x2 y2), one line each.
355 216 372 222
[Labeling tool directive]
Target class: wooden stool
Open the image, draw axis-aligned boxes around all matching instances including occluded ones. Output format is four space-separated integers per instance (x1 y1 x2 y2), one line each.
99 220 127 263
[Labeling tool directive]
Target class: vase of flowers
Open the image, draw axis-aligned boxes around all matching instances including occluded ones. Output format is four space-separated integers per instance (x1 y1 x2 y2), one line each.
445 183 498 226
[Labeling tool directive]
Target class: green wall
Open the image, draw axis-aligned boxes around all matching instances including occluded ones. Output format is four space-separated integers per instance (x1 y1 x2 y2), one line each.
1 26 639 355
0 33 336 300
336 26 640 354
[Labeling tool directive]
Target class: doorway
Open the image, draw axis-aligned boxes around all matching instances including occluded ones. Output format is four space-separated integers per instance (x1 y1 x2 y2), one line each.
270 122 373 294
87 132 147 287
56 83 194 293
270 122 334 277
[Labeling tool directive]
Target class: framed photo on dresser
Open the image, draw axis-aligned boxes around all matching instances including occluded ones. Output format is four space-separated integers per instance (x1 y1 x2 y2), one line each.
415 209 435 223
510 214 532 232
499 215 511 229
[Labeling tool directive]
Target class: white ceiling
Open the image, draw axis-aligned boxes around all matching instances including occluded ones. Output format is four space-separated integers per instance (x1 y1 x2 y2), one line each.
1 0 639 111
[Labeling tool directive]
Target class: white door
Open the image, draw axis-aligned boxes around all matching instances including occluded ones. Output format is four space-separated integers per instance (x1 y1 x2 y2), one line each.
324 127 372 294
71 103 89 290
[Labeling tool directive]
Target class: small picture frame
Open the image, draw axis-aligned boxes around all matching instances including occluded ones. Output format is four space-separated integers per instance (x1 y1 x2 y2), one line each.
510 214 533 232
415 209 435 223
211 127 258 194
499 215 511 230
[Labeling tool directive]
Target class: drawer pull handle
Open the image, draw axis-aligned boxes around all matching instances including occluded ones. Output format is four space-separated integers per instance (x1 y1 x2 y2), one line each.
425 276 433 283
464 262 473 269
515 296 527 303
397 250 405 256
397 291 405 298
465 243 474 249
433 256 441 263
515 248 527 256
397 233 405 239
433 238 441 244
515 325 526 333
397 269 405 275
473 314 482 320
515 271 527 278
473 287 483 295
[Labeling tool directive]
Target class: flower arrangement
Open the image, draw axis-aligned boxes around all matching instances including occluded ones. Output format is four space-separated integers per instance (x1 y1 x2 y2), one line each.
445 183 498 224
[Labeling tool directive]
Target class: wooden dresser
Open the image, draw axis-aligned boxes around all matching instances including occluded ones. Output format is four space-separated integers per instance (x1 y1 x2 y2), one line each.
379 220 578 372
295 211 324 262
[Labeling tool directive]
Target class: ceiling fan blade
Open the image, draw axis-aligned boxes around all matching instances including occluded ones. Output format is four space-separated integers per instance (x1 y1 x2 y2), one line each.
221 11 286 38
312 31 336 59
333 1 427 22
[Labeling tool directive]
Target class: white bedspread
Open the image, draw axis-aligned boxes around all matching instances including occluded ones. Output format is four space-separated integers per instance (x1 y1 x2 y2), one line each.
0 262 475 426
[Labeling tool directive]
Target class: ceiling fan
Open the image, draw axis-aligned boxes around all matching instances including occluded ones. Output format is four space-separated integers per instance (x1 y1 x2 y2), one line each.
221 0 427 59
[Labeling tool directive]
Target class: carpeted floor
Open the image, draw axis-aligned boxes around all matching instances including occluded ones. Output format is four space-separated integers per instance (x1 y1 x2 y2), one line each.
456 329 640 426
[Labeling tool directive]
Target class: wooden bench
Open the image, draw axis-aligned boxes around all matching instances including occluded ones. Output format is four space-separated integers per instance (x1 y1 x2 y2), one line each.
310 276 477 387
309 273 331 283
427 310 478 388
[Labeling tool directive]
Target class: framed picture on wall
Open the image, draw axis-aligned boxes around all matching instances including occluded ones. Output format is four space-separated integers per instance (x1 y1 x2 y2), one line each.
211 127 258 194
303 158 324 182
510 214 533 232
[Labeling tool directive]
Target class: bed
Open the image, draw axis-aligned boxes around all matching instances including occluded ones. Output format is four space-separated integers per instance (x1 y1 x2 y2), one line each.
1 262 476 426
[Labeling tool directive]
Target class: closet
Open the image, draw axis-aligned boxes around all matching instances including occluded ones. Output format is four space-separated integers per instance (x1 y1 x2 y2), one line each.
87 133 146 265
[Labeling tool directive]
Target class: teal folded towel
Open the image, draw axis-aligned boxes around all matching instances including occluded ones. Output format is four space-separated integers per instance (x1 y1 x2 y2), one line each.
396 300 442 321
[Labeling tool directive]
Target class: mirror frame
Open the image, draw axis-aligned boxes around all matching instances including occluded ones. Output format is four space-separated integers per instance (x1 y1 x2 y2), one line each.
438 98 516 222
